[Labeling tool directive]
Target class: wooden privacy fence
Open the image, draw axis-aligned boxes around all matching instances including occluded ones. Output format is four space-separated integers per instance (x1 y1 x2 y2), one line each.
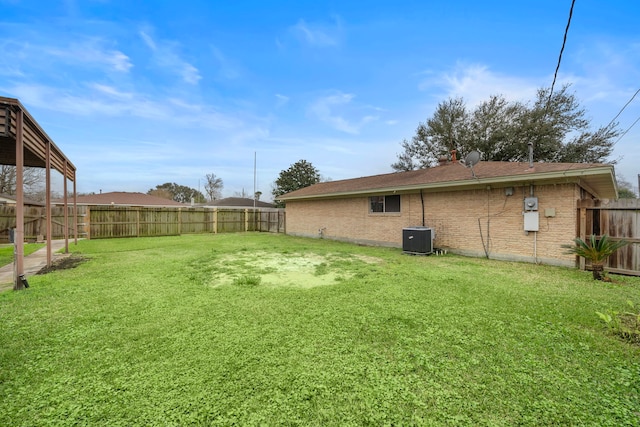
85 206 285 239
578 199 640 276
0 204 80 242
0 205 285 242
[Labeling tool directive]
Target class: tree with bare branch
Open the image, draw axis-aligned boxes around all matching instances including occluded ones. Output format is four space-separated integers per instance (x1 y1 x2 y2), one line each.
0 165 45 199
204 173 224 201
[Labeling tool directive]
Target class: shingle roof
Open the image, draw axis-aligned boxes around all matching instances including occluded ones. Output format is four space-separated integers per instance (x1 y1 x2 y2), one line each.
0 192 45 206
58 192 186 206
279 161 617 200
202 197 275 208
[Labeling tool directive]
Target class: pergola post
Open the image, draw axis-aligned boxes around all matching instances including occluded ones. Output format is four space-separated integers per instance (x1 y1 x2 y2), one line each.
63 161 69 253
14 109 25 290
73 178 78 245
46 138 52 267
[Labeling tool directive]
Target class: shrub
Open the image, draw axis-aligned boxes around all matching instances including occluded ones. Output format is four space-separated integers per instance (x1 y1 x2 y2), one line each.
562 234 628 280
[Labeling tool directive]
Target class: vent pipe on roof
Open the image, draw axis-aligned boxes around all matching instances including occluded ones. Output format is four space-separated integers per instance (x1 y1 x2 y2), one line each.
528 142 534 168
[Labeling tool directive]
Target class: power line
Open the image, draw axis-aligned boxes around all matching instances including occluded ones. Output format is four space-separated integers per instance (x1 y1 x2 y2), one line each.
614 115 640 145
546 0 576 163
546 0 576 108
607 88 640 128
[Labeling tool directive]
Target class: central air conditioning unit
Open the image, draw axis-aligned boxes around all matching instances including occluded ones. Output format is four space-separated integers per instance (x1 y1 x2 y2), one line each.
402 226 434 255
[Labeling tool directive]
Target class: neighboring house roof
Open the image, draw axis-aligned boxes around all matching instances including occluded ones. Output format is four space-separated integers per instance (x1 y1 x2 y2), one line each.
55 192 186 207
279 161 618 201
203 197 275 208
0 193 45 206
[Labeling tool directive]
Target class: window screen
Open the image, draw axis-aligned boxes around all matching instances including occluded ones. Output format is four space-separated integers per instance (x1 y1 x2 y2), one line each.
385 195 400 212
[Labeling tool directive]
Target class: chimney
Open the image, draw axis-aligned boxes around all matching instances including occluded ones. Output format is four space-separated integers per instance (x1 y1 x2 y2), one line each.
451 149 457 162
528 142 534 168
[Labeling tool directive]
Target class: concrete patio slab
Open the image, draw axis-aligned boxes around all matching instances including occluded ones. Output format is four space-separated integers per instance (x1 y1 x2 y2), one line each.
0 240 71 292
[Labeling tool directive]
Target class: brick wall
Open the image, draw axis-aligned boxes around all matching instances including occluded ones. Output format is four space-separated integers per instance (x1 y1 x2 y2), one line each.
285 183 582 266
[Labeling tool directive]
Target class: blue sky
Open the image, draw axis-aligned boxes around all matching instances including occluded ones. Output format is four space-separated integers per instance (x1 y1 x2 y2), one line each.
1 0 639 199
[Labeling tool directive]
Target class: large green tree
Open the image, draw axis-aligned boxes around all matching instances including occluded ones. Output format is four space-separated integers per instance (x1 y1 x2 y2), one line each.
272 159 321 207
148 182 205 203
392 85 619 171
617 175 637 199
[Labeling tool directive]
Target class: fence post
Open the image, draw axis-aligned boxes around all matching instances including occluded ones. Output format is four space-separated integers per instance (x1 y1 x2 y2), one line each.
86 206 91 240
578 205 587 270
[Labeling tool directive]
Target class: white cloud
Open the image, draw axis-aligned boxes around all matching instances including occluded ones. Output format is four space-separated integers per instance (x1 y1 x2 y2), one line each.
180 63 201 85
139 28 201 85
308 92 380 134
89 83 133 99
211 46 240 80
2 38 132 73
309 92 358 134
5 82 242 130
419 63 539 107
275 94 290 107
569 40 640 107
139 30 157 51
46 40 132 72
290 17 342 47
106 50 133 72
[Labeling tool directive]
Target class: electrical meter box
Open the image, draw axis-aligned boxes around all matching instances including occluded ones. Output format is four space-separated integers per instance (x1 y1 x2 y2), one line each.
524 197 538 211
524 211 539 231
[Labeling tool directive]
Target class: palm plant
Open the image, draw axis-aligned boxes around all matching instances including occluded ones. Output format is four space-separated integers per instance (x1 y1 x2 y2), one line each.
563 234 628 280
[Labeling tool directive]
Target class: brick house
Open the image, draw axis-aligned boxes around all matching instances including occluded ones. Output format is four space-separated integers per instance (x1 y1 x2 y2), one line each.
278 161 618 267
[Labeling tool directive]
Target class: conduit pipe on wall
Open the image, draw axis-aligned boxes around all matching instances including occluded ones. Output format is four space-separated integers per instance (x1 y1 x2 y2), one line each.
532 183 536 263
420 189 425 226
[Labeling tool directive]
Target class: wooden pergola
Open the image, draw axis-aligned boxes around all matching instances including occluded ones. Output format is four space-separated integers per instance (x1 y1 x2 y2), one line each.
0 96 77 290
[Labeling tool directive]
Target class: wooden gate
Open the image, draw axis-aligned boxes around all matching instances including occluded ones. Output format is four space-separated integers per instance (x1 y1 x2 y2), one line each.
577 199 640 276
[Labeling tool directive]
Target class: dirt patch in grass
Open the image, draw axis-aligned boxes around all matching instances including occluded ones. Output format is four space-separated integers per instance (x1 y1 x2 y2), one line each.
37 254 87 275
210 251 383 289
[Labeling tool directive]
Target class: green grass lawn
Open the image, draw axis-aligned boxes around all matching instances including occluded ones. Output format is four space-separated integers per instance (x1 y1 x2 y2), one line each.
1 233 639 426
0 243 45 267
